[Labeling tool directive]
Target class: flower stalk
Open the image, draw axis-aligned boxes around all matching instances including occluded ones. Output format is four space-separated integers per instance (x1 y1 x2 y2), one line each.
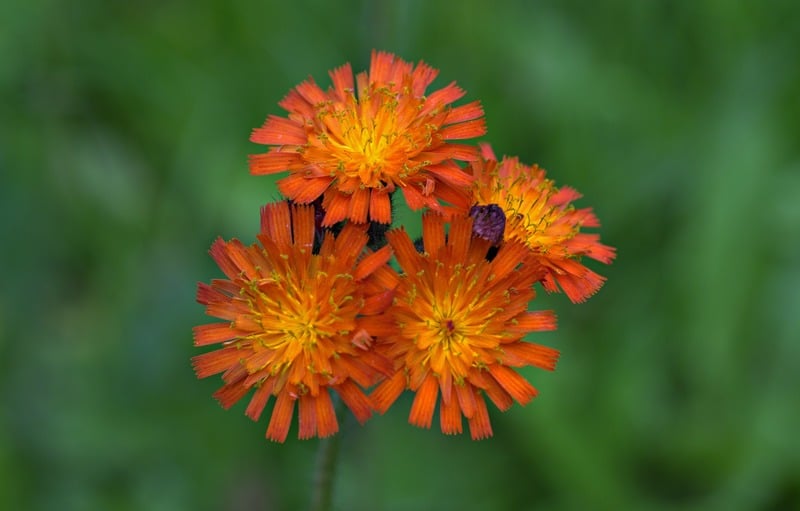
308 396 348 511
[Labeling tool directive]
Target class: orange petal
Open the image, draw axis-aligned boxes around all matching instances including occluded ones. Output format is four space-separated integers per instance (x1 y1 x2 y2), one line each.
213 381 250 410
439 369 453 406
353 245 392 281
225 239 259 280
424 82 466 111
356 350 395 380
192 323 239 346
440 119 488 142
321 191 350 226
191 348 242 378
446 214 473 261
455 382 477 419
400 182 432 211
294 78 327 105
360 288 394 316
546 261 606 303
409 375 439 429
196 281 227 306
206 301 249 323
500 342 560 370
410 60 438 95
249 151 303 175
421 212 445 254
250 115 307 145
478 143 497 160
488 365 538 405
426 161 475 189
347 188 370 224
244 380 275 421
278 89 314 117
551 186 582 205
465 240 493 268
386 228 422 273
336 380 373 424
331 355 373 388
568 234 616 264
315 390 339 438
334 223 368 257
289 204 315 249
467 391 493 440
266 391 296 442
209 278 240 296
260 201 293 246
355 70 368 95
470 368 513 411
440 393 463 435
208 238 239 281
369 50 395 83
298 394 318 440
221 361 248 385
444 101 484 124
277 174 332 203
370 371 406 414
367 264 400 292
431 178 473 211
329 63 354 99
358 314 400 338
369 190 392 224
489 242 529 279
508 311 557 333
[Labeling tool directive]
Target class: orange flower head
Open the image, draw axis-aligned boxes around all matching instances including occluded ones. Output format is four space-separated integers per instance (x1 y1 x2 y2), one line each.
369 212 560 440
471 144 616 303
249 50 486 226
192 202 396 442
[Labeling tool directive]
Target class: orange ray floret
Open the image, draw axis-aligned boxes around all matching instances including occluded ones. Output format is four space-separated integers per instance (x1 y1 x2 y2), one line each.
192 201 396 442
249 50 486 225
370 212 560 440
470 144 616 303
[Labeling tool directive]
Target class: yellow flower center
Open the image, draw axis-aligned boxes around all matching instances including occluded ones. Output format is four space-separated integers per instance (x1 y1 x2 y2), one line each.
402 263 501 381
309 87 436 189
246 266 360 378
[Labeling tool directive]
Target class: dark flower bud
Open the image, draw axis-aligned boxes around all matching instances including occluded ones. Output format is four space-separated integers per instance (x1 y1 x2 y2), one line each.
469 204 506 245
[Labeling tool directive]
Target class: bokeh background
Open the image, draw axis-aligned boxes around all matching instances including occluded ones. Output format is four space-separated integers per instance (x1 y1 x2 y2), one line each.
2 1 799 510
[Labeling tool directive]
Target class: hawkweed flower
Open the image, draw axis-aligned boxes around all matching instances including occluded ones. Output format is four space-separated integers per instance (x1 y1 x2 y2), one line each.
369 212 560 440
192 202 395 442
249 50 486 226
471 144 616 303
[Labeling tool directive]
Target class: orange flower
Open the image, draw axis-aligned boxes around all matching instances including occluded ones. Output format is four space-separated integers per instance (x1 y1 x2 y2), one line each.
249 50 486 226
369 212 559 440
471 144 616 303
192 202 396 442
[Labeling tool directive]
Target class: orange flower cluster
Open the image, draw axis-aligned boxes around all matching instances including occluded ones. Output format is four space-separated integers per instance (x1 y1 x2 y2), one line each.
194 51 615 441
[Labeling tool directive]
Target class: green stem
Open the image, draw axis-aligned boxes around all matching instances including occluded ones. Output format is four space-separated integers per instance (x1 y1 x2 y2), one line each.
308 397 348 511
308 436 340 511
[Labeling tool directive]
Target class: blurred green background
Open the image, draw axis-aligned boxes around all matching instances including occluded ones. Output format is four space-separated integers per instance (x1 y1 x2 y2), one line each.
2 1 799 510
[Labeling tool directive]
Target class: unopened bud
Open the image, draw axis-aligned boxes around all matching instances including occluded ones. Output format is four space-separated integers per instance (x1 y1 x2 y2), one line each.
469 204 506 245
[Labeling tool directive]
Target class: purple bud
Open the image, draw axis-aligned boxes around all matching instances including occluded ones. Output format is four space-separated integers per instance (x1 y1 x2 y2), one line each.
469 204 506 245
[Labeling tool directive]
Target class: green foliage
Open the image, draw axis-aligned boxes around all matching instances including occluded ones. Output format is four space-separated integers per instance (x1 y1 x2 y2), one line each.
1 1 799 509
